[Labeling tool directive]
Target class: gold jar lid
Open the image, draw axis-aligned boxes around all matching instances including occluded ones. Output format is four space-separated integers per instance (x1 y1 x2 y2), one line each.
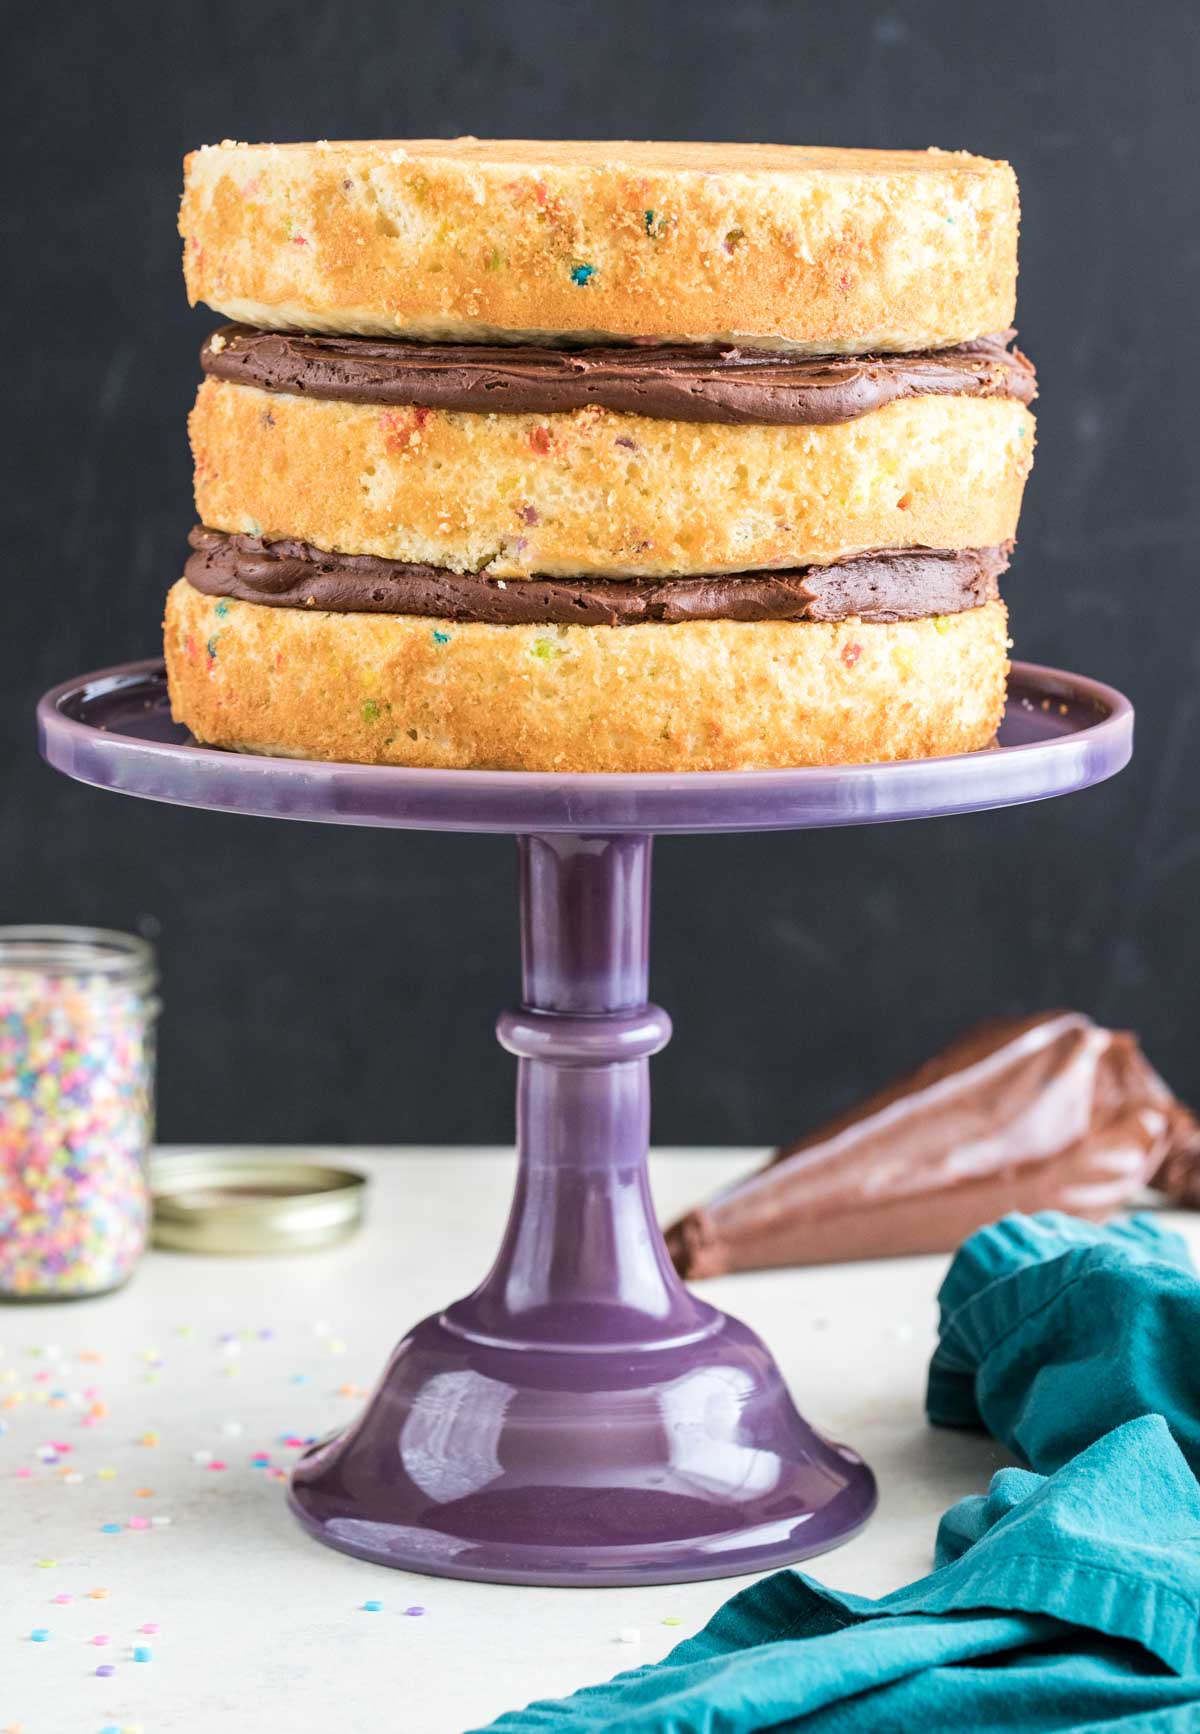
150 1153 367 1255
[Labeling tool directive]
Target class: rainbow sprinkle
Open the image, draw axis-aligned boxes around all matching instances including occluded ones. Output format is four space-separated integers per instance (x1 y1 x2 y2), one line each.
0 938 154 1298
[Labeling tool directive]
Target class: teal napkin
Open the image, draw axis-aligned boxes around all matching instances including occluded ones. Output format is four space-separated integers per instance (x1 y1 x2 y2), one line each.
481 1216 1200 1732
928 1211 1200 1473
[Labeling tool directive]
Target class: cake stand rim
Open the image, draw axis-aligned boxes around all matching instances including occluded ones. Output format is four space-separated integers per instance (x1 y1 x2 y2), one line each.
36 656 1134 835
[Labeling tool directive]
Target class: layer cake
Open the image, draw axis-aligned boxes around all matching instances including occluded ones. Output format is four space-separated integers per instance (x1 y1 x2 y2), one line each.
166 138 1036 772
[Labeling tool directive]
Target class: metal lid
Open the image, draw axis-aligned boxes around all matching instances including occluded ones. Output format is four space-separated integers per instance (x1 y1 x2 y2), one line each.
150 1153 367 1255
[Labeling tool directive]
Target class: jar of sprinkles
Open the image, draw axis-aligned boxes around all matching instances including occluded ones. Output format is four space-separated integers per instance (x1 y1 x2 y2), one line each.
0 926 158 1300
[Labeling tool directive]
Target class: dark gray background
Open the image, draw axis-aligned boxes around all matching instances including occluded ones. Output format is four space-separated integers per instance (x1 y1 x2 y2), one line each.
5 1 1198 1146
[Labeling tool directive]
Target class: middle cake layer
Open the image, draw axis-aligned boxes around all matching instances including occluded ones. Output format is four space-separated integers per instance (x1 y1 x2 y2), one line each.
191 346 1035 579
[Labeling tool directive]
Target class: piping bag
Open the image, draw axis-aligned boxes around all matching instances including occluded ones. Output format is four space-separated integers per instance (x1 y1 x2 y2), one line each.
666 1011 1200 1276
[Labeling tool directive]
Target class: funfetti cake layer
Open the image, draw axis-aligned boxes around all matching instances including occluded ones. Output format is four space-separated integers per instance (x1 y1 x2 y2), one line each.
180 139 1020 352
164 580 1009 773
190 379 1034 579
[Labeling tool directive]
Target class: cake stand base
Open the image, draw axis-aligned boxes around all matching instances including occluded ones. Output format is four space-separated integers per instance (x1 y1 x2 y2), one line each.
289 832 874 1585
37 659 1133 1585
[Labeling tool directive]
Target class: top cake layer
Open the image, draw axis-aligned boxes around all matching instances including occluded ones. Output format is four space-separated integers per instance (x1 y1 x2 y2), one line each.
180 139 1020 352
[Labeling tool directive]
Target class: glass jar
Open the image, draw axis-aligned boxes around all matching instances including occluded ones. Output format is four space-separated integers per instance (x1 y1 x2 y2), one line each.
0 926 159 1300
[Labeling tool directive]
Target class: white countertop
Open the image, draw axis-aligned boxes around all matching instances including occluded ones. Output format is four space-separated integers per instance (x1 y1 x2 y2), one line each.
4 1148 1191 1734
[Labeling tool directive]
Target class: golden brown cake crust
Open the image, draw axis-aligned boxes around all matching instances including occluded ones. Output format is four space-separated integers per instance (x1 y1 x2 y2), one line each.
191 381 1034 579
180 139 1019 352
164 581 1009 773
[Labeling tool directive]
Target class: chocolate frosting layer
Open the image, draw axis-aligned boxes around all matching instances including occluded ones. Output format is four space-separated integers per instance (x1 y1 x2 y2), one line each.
184 528 1009 626
201 325 1036 426
665 1012 1200 1276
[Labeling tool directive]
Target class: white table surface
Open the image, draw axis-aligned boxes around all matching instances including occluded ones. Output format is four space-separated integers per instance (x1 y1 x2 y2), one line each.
3 1148 1191 1734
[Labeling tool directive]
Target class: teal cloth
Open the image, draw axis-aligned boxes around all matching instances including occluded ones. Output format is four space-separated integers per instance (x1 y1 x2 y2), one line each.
481 1216 1200 1732
928 1211 1200 1474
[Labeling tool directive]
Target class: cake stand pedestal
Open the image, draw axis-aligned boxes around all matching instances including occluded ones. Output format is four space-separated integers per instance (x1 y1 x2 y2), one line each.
38 660 1132 1586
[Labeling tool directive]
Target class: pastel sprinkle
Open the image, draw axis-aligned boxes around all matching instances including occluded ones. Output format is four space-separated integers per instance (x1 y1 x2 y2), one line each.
138 1622 159 1634
94 1663 115 1676
30 1628 50 1642
363 1600 383 1612
150 1514 172 1528
92 1634 111 1646
134 1645 152 1662
618 1627 641 1644
135 1486 154 1497
404 1605 426 1617
220 1420 244 1437
139 1431 159 1446
89 1587 110 1599
569 263 595 286
432 629 451 645
208 1459 227 1472
192 1449 213 1465
53 1593 73 1604
101 1522 122 1533
127 1516 150 1530
662 1616 683 1626
35 1557 56 1568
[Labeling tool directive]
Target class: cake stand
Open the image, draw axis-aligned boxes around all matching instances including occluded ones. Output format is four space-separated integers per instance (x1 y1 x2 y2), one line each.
38 659 1132 1586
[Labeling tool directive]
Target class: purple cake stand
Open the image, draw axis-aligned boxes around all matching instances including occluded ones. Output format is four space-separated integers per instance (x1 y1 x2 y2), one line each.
38 659 1132 1586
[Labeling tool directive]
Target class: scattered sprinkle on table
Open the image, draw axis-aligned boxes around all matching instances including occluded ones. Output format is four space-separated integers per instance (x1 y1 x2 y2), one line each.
134 1645 152 1662
138 1622 158 1634
52 1593 72 1604
100 1522 122 1533
404 1605 425 1617
363 1599 383 1612
29 1628 49 1642
617 1627 641 1644
94 1663 115 1677
91 1634 111 1646
662 1616 683 1626
89 1588 109 1599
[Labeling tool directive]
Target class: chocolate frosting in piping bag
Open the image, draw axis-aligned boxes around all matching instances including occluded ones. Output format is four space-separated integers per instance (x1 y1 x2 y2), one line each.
665 1012 1200 1275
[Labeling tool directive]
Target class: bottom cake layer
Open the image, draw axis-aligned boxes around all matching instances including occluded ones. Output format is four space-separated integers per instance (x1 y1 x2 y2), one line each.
163 580 1009 772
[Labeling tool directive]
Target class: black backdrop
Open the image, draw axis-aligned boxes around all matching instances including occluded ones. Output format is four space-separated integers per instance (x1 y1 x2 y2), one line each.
6 0 1199 1146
